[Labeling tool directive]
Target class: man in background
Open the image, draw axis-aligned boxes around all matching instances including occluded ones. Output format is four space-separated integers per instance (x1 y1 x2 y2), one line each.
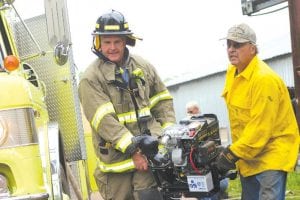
186 101 201 118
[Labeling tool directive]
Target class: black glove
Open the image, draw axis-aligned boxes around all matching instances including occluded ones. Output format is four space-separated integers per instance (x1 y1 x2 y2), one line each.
135 134 158 158
124 135 143 155
152 152 169 165
126 134 158 158
216 146 239 174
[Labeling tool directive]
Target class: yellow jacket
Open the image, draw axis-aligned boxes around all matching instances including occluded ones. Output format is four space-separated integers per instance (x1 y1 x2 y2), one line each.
222 55 300 177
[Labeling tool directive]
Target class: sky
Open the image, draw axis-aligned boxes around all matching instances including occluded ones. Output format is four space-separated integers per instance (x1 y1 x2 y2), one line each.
14 0 291 80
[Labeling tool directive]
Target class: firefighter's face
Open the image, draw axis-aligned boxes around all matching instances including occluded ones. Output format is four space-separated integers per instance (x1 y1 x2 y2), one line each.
100 35 126 64
227 40 256 72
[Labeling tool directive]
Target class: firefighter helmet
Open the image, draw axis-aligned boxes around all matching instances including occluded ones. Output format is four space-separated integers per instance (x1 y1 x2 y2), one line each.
92 10 141 48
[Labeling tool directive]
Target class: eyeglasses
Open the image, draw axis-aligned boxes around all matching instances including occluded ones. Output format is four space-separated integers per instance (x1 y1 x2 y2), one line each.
227 40 249 49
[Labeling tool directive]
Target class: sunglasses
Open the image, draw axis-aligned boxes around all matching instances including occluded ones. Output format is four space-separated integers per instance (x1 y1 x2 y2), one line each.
227 40 249 49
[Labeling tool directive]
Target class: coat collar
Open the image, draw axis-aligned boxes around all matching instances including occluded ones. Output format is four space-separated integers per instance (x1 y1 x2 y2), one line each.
229 55 258 81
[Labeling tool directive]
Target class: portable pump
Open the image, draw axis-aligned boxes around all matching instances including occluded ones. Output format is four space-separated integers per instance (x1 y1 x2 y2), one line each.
149 114 236 199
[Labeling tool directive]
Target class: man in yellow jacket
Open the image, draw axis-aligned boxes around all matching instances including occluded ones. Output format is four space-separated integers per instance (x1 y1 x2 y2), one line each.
79 10 176 200
217 23 300 200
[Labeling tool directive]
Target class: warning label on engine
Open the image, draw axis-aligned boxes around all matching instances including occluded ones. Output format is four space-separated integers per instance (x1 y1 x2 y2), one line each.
187 172 214 192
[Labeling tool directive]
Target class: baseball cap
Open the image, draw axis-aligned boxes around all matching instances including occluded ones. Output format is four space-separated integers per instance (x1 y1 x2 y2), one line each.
226 23 256 44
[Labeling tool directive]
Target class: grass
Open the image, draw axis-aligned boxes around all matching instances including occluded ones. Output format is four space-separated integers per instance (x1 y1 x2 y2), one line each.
226 168 300 200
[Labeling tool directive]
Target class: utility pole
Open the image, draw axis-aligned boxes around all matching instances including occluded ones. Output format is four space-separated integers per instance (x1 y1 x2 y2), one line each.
288 0 300 127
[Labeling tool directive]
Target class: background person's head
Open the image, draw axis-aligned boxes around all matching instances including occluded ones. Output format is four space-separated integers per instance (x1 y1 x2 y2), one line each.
226 23 258 73
186 101 201 116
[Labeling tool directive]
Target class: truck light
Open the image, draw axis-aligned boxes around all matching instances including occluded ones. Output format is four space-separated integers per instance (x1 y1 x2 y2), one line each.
0 118 8 146
3 55 19 71
0 108 37 147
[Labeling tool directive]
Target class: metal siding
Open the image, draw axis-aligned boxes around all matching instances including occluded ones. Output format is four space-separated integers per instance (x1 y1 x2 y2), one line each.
168 73 229 128
265 54 294 86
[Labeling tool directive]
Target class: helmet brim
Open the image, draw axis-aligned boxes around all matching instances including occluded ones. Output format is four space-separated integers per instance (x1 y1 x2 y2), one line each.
92 32 142 47
92 31 133 36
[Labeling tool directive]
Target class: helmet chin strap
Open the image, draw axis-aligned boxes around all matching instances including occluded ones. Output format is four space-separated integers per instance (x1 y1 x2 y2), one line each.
91 47 108 62
91 46 130 66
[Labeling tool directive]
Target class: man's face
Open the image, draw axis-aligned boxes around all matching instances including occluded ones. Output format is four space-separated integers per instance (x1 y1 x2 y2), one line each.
187 106 200 116
226 40 255 72
100 35 126 64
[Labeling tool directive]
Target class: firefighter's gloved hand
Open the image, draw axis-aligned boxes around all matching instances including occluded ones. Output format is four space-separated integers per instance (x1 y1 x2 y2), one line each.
152 152 169 165
132 134 158 158
216 146 239 174
125 135 149 155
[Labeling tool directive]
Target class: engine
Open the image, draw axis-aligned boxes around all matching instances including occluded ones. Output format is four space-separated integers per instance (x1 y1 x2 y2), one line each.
150 114 233 199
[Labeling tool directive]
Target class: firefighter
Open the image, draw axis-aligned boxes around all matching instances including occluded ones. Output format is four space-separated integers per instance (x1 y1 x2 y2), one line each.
217 23 300 200
79 10 176 200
